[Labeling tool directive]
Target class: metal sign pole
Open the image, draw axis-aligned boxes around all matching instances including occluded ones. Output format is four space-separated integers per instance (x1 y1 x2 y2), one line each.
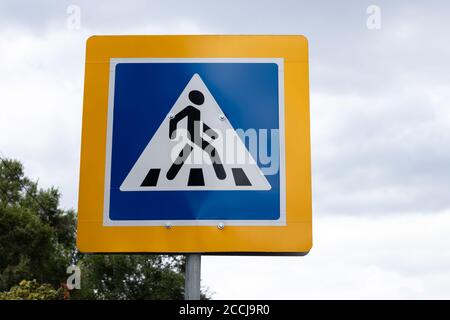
185 253 201 300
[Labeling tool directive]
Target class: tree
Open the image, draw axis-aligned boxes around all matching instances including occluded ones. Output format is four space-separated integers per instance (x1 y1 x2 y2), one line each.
0 279 62 300
72 255 185 300
0 158 74 291
0 157 198 300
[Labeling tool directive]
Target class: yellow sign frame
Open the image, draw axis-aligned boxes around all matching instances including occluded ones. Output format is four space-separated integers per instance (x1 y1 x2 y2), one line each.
77 35 312 254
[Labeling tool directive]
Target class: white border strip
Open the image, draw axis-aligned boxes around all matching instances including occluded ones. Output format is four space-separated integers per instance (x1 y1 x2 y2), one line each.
103 58 286 226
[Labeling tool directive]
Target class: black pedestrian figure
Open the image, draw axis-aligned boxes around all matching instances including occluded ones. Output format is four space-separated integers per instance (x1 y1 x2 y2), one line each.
166 90 226 181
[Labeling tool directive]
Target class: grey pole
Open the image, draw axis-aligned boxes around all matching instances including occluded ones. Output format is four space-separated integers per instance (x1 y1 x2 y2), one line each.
185 253 201 300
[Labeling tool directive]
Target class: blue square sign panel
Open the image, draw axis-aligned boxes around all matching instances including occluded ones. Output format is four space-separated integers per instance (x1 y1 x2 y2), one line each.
103 58 286 226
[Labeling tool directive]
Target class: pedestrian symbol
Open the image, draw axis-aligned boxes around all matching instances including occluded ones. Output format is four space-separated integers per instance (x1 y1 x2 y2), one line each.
120 73 271 191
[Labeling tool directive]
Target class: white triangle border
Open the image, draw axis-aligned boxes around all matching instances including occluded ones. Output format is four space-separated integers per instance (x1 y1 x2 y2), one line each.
119 73 272 191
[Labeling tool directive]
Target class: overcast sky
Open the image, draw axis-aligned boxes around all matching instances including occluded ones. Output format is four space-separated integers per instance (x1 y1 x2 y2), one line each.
1 0 450 299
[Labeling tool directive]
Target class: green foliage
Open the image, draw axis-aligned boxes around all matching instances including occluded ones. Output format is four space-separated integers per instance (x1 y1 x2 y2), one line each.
72 255 185 300
0 279 62 300
0 157 200 300
0 158 74 291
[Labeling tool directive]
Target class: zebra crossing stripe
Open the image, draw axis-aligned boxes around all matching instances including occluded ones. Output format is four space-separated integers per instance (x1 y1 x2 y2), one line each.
231 168 252 186
141 167 253 187
140 168 161 187
188 168 205 186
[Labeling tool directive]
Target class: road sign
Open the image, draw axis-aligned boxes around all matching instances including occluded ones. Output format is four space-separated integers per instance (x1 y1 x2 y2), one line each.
77 35 312 254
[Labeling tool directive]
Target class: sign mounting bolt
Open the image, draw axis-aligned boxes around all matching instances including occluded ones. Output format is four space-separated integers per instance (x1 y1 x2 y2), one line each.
168 113 174 119
217 222 225 230
219 114 225 121
165 222 172 229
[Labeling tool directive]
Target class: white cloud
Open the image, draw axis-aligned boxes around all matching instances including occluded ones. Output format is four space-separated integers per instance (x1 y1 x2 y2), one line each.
203 211 450 299
311 81 450 215
0 29 86 209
